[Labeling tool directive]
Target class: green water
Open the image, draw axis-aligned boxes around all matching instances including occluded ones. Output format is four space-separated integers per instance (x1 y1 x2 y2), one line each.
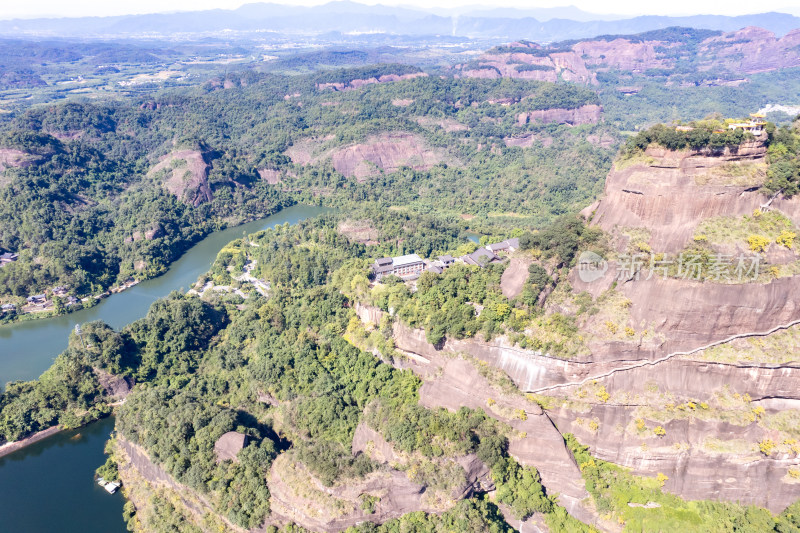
0 416 124 533
0 205 328 530
0 205 327 385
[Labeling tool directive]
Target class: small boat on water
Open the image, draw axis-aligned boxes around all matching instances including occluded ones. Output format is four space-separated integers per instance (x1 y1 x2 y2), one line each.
96 477 121 494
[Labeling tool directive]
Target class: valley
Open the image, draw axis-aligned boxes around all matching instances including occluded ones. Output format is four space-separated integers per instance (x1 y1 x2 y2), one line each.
1 4 800 532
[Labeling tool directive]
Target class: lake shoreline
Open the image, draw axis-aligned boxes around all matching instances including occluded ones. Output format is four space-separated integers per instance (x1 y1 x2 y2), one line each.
0 425 62 459
0 202 299 327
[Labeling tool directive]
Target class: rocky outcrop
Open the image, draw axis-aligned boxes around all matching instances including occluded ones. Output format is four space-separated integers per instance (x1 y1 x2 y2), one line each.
399 342 595 524
257 168 282 184
500 257 530 299
591 141 773 252
699 27 800 74
547 403 800 513
351 308 598 525
287 132 452 181
0 148 41 173
148 149 213 206
317 72 427 92
457 44 597 85
517 104 602 126
214 431 248 463
116 437 244 531
351 422 399 464
457 27 800 86
573 39 669 72
268 446 493 532
94 368 133 401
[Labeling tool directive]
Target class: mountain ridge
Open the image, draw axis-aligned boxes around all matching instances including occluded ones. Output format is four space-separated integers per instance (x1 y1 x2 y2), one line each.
1 2 799 41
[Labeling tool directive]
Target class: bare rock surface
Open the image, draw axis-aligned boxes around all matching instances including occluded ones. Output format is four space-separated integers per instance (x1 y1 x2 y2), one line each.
94 368 133 400
547 403 800 513
351 422 398 464
699 27 800 74
0 148 41 172
500 257 531 299
591 141 772 253
286 132 452 181
257 168 282 184
574 39 668 71
214 431 248 463
380 317 597 525
316 72 427 92
148 149 213 206
267 448 491 532
517 104 601 126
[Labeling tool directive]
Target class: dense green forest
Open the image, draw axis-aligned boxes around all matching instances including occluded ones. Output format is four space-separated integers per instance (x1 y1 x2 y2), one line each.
3 53 799 309
4 45 800 531
4 206 800 531
0 71 613 311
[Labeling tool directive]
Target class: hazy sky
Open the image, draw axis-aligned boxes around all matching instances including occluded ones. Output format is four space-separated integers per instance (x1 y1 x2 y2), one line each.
2 0 799 19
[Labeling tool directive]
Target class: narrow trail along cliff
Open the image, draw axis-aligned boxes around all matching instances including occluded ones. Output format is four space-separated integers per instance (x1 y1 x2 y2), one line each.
530 317 800 394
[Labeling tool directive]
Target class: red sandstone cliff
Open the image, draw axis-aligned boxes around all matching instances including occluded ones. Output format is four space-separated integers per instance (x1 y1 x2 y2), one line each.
517 104 602 126
457 27 800 84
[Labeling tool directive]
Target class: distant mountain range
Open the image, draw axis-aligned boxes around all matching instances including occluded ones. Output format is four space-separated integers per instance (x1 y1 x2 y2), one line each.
1 1 799 41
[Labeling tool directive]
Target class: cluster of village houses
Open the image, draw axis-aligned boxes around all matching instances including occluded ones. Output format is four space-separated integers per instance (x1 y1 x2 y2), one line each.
371 238 519 281
1 248 142 316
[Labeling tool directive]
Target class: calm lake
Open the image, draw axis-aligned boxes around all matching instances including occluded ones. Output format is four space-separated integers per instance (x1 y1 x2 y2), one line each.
0 416 125 533
0 205 329 531
0 204 328 385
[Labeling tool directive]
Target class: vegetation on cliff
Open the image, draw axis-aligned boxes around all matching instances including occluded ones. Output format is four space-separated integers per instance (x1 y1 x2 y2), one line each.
567 434 800 532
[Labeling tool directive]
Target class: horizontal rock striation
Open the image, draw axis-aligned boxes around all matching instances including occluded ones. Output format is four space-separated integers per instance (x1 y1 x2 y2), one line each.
591 141 776 253
547 404 800 513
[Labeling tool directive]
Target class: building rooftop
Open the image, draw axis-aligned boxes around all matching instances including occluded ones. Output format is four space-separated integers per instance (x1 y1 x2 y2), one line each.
374 264 394 274
375 257 392 266
392 253 423 267
463 248 500 267
486 238 520 252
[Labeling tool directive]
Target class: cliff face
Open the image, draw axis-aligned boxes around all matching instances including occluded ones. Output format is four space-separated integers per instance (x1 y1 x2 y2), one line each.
317 72 427 92
147 149 213 207
591 141 773 253
357 135 800 513
547 403 800 513
286 132 452 181
516 104 602 126
457 27 800 85
380 312 800 513
458 49 596 85
573 39 668 72
699 27 800 74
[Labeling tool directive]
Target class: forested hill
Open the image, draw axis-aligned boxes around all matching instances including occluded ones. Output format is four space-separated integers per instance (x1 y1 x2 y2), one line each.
0 70 614 316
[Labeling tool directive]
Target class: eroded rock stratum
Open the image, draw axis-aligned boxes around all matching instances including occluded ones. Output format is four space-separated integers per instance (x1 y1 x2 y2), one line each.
357 136 800 515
